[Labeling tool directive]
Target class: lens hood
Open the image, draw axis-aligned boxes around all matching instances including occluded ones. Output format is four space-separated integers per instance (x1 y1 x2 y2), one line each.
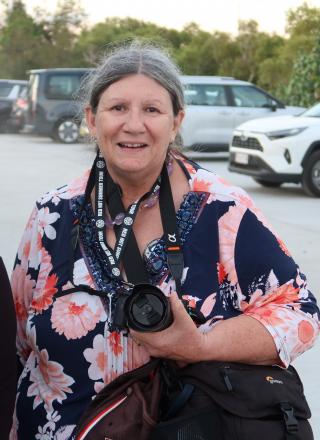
126 283 173 332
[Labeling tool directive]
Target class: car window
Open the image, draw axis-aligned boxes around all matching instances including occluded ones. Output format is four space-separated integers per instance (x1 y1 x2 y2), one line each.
44 74 83 100
184 84 227 106
0 83 14 98
231 85 274 108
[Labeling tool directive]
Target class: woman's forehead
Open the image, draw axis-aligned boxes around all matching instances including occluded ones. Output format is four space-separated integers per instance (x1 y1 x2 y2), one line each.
99 74 172 102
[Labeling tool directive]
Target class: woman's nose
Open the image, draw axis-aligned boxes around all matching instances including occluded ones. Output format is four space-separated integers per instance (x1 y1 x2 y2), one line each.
123 109 146 132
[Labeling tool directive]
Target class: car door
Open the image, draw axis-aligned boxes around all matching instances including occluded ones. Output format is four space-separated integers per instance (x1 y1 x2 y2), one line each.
181 83 234 149
230 85 282 128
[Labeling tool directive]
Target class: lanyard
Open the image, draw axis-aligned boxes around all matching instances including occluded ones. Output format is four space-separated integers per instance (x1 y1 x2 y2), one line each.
94 152 162 281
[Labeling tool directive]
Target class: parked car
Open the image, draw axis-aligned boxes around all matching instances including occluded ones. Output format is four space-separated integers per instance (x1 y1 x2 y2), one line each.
180 76 304 152
21 68 92 143
0 79 27 132
228 102 320 197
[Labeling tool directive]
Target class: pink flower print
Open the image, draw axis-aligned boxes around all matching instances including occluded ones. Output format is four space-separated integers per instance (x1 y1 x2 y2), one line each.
298 320 315 344
242 283 300 314
31 273 58 312
83 334 107 381
51 293 103 339
192 176 212 193
217 176 232 187
218 204 247 285
27 348 74 412
200 293 217 318
37 207 60 240
66 169 90 196
217 262 227 283
108 332 123 356
73 258 95 287
32 248 54 309
11 264 35 320
17 208 42 270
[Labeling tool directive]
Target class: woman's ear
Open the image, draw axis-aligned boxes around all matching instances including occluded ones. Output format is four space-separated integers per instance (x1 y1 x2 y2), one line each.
171 110 185 142
85 105 97 138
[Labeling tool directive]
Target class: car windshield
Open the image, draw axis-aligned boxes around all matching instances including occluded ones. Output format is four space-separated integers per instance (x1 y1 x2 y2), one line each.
301 102 320 117
0 83 14 98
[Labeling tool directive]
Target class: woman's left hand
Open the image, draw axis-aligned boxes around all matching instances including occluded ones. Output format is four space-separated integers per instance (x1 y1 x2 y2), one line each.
130 292 206 363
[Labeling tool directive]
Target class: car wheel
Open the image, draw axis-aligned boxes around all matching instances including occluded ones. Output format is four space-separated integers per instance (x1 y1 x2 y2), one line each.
302 150 320 197
53 119 80 143
253 178 282 188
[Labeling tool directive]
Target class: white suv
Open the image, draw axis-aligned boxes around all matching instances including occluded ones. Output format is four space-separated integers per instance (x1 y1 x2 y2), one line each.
180 76 304 152
228 102 320 197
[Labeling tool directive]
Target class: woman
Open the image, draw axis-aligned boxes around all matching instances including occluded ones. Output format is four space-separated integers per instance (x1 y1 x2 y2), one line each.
10 43 319 439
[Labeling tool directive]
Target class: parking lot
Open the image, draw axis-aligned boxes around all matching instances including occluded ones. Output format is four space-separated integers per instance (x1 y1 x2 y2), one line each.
1 133 319 437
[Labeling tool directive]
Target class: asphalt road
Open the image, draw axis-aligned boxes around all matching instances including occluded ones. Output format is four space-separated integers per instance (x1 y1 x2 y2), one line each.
1 134 319 437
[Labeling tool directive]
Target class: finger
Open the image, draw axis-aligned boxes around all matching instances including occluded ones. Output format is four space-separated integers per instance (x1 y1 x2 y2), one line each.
169 292 192 320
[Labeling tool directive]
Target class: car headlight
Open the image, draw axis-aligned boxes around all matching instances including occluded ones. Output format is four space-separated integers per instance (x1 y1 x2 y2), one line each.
266 127 306 140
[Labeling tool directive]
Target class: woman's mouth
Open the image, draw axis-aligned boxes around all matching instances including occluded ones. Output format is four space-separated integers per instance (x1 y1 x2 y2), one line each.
117 142 148 149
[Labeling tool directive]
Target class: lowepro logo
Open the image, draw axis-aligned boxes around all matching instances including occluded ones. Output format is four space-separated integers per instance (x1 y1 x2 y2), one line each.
266 376 283 385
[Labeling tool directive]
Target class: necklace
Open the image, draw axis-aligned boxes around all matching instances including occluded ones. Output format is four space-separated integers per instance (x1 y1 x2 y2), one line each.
104 156 173 229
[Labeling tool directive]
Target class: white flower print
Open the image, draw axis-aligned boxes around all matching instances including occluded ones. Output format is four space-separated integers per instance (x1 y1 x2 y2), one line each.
39 186 70 207
73 258 95 287
37 207 60 240
35 410 76 439
83 334 106 381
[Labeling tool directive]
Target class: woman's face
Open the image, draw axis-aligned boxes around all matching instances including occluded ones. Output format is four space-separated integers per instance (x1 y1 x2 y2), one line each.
86 74 184 182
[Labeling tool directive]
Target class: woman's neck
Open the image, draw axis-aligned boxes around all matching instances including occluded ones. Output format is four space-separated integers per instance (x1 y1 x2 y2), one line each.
109 168 163 209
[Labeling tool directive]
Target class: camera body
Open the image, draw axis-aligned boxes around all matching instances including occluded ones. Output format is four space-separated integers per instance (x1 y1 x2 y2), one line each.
113 283 207 333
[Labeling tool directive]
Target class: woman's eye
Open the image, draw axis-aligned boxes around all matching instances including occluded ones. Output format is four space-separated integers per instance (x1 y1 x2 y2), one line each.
146 107 159 113
111 105 125 111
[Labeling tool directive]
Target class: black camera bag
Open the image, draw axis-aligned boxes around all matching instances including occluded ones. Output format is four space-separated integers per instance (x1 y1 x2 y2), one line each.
74 358 313 440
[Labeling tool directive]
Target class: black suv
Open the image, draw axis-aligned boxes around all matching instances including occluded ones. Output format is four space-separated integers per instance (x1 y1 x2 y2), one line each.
0 79 27 132
23 68 92 143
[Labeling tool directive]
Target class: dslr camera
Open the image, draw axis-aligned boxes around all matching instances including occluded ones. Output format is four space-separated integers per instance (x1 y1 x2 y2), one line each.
113 283 206 333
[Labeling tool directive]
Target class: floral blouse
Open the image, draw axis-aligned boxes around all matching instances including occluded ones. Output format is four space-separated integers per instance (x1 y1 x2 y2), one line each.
10 159 320 439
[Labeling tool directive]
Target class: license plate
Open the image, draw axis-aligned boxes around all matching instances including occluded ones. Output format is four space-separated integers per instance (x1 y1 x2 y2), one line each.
234 152 249 165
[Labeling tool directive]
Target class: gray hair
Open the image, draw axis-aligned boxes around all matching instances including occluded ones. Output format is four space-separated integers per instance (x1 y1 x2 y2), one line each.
82 41 185 121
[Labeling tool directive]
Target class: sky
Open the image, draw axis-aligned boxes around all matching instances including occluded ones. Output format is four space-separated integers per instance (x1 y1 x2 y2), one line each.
18 0 320 35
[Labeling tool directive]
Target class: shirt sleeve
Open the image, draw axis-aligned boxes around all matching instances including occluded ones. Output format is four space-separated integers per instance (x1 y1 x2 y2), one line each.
241 206 318 367
219 198 320 367
10 205 41 366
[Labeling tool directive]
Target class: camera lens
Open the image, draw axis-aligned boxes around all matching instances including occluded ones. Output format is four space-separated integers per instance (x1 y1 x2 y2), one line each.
126 284 172 332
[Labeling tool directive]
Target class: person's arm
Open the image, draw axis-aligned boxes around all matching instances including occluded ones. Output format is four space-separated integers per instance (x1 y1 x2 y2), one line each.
131 293 280 364
132 197 320 366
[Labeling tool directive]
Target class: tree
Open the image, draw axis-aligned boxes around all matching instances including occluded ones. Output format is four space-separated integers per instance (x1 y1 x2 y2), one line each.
285 32 320 107
0 0 49 78
33 0 87 67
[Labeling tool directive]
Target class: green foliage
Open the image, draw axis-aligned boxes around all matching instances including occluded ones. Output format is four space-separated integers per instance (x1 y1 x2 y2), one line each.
0 0 48 78
0 0 320 108
285 32 320 107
